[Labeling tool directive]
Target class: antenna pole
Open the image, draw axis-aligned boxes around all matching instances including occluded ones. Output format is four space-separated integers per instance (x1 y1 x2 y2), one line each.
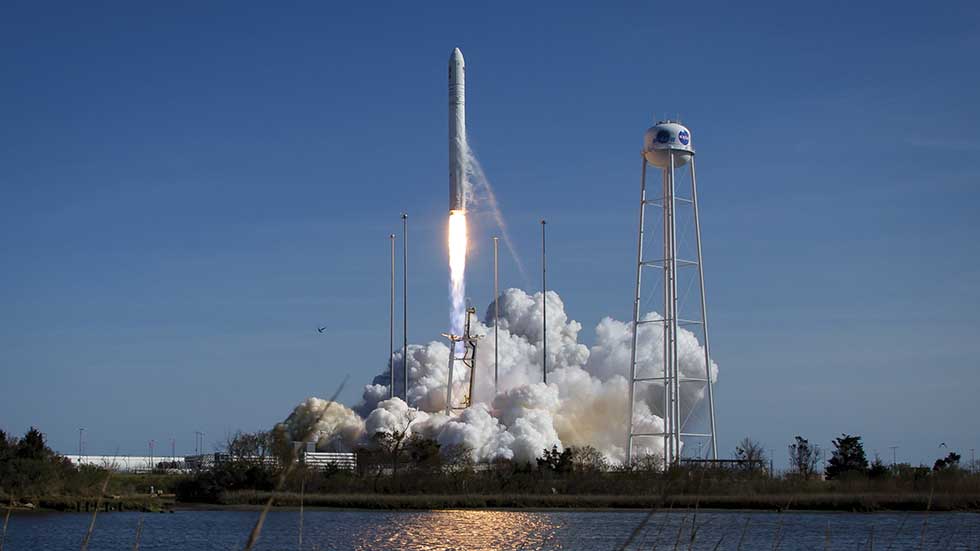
541 219 547 384
493 236 500 395
389 233 396 400
402 213 409 403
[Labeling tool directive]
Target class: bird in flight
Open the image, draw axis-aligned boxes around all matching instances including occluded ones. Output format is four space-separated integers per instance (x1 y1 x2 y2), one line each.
317 326 326 334
939 442 947 448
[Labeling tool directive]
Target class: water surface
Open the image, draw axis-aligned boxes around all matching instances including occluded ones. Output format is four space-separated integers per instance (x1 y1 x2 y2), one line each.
4 508 979 550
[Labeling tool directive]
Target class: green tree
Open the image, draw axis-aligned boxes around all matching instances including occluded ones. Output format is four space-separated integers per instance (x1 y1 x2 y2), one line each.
16 428 48 461
537 446 573 474
407 436 441 471
933 451 961 472
868 454 890 479
0 430 11 458
825 434 868 479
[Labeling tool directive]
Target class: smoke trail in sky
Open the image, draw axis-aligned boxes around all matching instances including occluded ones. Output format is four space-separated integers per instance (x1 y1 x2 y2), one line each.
464 144 529 285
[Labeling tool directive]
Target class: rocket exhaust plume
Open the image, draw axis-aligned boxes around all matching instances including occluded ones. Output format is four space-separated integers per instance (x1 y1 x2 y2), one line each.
448 210 467 334
448 47 468 334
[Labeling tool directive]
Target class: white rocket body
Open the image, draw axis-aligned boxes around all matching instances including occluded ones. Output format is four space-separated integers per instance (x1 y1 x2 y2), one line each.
449 48 466 213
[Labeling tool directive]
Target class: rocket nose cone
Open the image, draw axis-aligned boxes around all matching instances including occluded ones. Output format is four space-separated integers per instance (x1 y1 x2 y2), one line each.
450 47 464 63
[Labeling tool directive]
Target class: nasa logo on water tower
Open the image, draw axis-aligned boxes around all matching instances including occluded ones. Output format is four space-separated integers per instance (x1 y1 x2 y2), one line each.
643 121 694 168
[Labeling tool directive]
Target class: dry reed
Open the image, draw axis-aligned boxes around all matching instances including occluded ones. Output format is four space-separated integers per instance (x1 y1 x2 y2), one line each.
131 514 144 551
242 376 347 551
79 468 112 551
0 497 12 551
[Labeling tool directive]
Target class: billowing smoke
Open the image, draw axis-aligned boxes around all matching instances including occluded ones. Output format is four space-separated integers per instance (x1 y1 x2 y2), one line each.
279 289 718 466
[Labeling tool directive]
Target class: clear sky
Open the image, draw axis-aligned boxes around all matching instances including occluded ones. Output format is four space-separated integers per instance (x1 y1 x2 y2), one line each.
2 2 978 467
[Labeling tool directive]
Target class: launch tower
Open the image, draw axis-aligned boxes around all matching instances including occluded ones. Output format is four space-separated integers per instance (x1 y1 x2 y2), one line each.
443 307 481 414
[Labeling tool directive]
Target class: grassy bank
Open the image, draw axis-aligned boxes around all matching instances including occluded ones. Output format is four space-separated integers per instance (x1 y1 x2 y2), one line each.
216 490 980 512
4 495 176 513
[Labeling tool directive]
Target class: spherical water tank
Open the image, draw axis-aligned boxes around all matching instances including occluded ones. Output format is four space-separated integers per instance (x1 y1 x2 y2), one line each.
643 121 694 168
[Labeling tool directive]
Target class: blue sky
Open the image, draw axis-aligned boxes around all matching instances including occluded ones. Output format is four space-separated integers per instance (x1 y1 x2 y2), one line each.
1 2 978 467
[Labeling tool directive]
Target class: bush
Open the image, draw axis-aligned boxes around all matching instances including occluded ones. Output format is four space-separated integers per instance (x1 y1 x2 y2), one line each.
175 463 277 502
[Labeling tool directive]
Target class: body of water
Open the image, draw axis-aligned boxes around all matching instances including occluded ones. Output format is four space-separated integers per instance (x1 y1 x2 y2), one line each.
3 508 979 550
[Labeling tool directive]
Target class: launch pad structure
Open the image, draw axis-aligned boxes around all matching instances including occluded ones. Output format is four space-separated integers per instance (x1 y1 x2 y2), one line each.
443 307 481 414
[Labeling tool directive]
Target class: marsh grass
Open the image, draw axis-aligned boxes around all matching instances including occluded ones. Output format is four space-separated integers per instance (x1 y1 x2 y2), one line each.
648 501 673 551
242 376 347 551
131 514 143 551
918 484 934 550
298 477 305 551
1 497 11 551
80 469 112 551
735 515 750 551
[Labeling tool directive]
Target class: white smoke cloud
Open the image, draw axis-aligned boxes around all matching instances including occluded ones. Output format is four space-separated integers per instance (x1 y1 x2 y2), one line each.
280 288 718 465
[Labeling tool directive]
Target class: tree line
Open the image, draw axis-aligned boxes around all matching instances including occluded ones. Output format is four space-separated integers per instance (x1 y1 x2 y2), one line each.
173 429 979 503
2 425 976 505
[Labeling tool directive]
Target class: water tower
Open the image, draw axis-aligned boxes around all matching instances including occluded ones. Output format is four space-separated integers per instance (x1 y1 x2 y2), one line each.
626 121 718 468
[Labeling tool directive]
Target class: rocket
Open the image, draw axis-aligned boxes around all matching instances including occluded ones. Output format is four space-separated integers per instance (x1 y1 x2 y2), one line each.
448 47 466 213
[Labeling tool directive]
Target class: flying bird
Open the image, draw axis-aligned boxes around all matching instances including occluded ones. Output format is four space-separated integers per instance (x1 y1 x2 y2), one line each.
939 442 947 448
317 326 326 334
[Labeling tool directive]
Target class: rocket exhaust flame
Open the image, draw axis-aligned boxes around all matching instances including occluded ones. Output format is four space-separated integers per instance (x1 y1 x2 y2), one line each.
448 210 468 335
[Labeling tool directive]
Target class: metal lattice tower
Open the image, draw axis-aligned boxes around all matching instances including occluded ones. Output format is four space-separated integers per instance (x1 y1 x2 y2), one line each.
443 307 481 414
627 121 718 469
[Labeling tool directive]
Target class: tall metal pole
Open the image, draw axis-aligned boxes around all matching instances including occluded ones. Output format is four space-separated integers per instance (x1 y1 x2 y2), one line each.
541 219 547 384
661 160 668 467
626 157 647 466
402 213 409 403
668 151 680 464
493 236 500 395
689 157 718 460
389 233 396 400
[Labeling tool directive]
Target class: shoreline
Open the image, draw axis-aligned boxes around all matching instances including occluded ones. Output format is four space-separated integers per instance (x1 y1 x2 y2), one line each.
9 492 979 514
191 492 980 513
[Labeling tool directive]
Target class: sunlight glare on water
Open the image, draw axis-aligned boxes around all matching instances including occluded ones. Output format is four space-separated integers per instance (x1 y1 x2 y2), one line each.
352 510 563 551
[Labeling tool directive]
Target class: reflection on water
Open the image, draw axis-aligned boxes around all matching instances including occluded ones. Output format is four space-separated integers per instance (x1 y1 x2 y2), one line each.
349 510 564 551
3 508 979 550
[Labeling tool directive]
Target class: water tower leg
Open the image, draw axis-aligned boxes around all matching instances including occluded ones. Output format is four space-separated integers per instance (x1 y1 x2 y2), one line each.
627 157 648 467
689 157 718 460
